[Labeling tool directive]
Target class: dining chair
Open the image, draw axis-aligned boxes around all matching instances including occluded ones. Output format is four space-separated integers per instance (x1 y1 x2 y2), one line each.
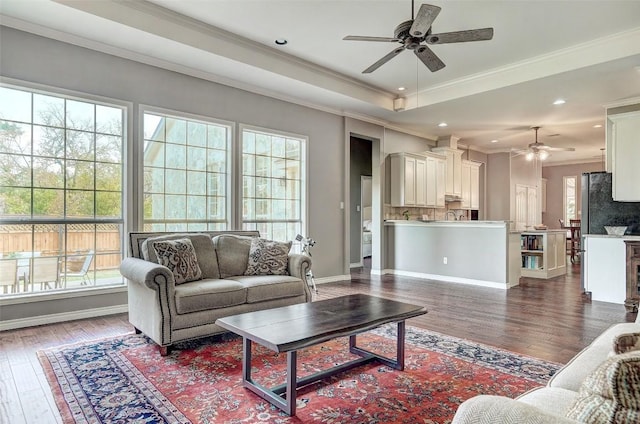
569 219 581 264
30 256 61 290
0 259 18 294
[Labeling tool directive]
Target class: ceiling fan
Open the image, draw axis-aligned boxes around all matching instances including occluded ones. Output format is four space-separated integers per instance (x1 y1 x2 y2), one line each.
512 126 575 161
343 1 494 74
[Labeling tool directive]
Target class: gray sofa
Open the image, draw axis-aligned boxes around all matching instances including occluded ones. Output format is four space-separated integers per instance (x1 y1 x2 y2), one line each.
120 231 312 355
452 314 640 423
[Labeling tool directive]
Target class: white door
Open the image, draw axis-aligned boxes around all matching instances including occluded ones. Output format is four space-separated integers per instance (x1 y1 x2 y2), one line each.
527 187 538 229
515 184 528 231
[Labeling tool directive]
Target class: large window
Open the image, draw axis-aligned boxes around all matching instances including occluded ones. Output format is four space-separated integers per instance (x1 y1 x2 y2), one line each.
563 175 577 224
142 110 231 231
241 127 306 241
0 84 125 295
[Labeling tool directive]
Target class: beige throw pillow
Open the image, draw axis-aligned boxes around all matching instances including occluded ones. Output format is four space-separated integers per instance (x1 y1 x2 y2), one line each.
244 238 291 276
565 351 640 423
152 238 202 284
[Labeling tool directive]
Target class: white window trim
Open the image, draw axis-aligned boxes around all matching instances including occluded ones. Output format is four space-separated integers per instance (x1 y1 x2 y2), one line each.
138 105 235 231
238 123 309 238
563 175 577 224
0 77 132 301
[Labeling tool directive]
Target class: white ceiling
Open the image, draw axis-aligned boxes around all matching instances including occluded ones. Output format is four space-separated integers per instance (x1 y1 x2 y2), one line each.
2 0 640 164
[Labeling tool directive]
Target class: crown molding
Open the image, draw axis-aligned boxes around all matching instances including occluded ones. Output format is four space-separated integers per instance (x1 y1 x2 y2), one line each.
402 26 640 110
52 0 396 110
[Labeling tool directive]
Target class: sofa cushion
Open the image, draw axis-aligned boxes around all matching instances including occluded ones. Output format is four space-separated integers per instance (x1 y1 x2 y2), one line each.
565 351 640 423
174 279 246 314
244 238 291 276
151 238 202 284
212 234 254 278
614 332 640 354
229 275 305 303
141 233 220 279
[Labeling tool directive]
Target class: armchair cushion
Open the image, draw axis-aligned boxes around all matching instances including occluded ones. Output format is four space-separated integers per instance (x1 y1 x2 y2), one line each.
141 233 220 279
151 238 202 284
565 351 640 423
245 238 291 276
212 234 253 278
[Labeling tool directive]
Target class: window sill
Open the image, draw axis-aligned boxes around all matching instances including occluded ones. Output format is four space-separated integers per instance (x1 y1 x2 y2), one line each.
0 285 127 306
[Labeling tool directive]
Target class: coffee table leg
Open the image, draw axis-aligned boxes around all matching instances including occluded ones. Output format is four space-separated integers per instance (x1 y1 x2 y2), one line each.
286 350 297 415
349 320 406 370
243 337 252 382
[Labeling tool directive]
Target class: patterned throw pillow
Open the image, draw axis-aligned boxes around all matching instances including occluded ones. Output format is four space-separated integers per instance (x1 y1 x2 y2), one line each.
152 238 202 284
565 351 640 423
614 333 640 354
244 238 291 276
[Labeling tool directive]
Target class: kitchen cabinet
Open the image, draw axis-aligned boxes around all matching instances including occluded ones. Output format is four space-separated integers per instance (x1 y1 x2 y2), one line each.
461 160 481 210
608 110 640 201
432 147 463 198
391 152 445 208
521 230 566 279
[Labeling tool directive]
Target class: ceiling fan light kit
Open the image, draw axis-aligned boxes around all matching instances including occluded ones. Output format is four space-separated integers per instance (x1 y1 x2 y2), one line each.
514 126 575 161
343 1 494 74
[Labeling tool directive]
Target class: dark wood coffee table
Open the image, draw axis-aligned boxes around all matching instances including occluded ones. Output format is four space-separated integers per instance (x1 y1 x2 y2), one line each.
215 294 426 415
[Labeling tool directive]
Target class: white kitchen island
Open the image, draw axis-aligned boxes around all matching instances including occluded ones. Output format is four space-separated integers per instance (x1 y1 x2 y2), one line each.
384 220 521 289
583 234 640 305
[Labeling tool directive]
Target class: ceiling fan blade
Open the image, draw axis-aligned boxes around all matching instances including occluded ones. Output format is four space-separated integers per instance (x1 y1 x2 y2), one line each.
362 47 405 73
343 35 401 42
410 4 441 37
546 146 576 152
426 27 494 44
414 45 445 72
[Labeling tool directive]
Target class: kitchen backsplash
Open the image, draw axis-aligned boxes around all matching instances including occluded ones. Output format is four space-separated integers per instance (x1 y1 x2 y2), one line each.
384 205 470 221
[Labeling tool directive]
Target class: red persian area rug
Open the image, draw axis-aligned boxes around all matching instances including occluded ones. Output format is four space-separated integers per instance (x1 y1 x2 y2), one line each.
38 325 560 424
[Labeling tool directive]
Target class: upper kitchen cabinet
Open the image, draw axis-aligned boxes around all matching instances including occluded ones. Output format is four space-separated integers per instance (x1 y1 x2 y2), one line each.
608 110 640 201
461 160 481 210
432 146 463 199
390 152 446 208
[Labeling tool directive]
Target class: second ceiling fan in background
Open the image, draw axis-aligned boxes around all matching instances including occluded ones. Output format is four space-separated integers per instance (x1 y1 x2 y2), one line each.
343 1 494 73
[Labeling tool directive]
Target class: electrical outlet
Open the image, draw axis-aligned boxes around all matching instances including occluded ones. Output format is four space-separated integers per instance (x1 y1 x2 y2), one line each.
443 256 448 265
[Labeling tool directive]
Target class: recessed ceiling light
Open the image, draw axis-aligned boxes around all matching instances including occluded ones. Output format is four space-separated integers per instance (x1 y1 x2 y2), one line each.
274 39 288 46
398 87 406 91
438 122 448 127
593 124 603 128
491 139 498 143
553 99 566 105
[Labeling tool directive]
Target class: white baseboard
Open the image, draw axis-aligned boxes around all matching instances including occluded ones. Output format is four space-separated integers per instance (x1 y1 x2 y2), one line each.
0 304 129 331
350 261 363 268
384 269 509 290
370 268 391 275
313 274 351 285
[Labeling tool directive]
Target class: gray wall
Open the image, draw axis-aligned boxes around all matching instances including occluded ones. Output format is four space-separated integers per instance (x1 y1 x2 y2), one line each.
486 153 511 221
542 161 604 228
349 136 372 263
1 26 346 322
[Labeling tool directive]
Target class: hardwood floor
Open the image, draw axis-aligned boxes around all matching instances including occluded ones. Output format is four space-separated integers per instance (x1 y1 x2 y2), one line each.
0 261 635 423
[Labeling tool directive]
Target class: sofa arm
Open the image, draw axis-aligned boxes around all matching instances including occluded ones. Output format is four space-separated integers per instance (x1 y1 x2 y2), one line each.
120 257 175 290
288 253 312 281
452 396 577 424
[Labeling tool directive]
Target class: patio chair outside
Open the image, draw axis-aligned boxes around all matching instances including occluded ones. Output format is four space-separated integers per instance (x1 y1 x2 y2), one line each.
61 250 94 286
30 256 61 290
0 259 18 294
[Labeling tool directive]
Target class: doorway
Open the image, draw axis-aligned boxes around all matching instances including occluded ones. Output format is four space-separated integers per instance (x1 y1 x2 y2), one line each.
349 136 372 268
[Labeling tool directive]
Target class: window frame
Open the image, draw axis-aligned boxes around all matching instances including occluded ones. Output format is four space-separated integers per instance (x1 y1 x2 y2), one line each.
563 175 578 224
138 105 235 232
0 78 131 299
238 124 308 242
